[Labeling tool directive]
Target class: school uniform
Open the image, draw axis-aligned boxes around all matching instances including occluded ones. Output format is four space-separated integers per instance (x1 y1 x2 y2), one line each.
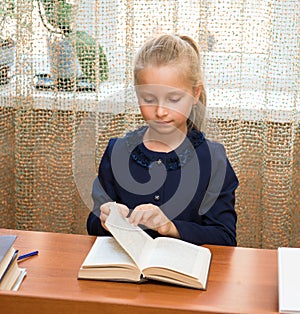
87 126 239 246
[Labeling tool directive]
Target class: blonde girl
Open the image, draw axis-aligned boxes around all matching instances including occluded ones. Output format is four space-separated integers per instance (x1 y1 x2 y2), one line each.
87 34 239 246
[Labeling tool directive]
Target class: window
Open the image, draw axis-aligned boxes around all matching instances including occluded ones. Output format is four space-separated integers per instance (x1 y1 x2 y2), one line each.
2 0 299 118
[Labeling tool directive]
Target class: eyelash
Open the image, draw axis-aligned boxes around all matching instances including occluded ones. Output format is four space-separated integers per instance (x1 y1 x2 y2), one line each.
143 98 155 104
142 98 181 104
169 98 181 103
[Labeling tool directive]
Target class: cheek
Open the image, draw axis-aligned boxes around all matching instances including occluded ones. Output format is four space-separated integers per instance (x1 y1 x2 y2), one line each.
170 103 193 119
139 104 155 120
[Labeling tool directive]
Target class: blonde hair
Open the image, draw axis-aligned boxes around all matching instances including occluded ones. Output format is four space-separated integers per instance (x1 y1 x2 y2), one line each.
134 34 207 131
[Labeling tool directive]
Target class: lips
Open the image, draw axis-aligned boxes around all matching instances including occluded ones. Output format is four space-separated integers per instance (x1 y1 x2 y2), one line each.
154 120 172 125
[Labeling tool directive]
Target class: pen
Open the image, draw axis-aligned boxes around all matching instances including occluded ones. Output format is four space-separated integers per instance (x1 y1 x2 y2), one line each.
17 250 39 261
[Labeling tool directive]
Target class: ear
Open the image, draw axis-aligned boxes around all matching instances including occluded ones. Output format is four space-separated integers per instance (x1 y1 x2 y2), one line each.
193 83 203 104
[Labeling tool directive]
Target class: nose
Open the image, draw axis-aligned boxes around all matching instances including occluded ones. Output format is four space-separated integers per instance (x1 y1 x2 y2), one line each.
155 102 168 117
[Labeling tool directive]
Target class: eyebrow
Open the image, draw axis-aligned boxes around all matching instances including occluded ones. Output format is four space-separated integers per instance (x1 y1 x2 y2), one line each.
137 90 185 97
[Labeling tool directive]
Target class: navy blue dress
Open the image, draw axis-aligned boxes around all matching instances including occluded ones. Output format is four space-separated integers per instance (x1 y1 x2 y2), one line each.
87 126 239 246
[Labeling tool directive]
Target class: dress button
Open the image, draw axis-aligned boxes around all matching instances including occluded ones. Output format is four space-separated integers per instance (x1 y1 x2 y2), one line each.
154 194 160 201
157 159 162 165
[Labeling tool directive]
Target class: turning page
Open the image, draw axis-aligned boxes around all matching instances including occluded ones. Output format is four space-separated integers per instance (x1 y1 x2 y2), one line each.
105 203 154 268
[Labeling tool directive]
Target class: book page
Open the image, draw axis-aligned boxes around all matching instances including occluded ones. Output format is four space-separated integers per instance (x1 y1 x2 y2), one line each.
105 203 154 269
141 237 211 280
0 258 22 290
81 236 137 269
12 268 27 291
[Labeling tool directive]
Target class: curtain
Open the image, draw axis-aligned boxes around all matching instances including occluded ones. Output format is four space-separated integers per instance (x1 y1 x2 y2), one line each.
0 0 299 249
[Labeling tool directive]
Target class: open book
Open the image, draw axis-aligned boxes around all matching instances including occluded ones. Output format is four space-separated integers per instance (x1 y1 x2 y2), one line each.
78 203 212 289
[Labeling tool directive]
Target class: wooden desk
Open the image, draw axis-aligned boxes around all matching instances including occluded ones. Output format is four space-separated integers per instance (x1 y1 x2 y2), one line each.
0 228 278 314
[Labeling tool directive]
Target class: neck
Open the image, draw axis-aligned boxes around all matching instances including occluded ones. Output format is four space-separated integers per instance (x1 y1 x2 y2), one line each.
143 126 187 152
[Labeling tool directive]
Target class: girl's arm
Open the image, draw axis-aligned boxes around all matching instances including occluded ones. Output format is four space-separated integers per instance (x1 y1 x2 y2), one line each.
172 144 238 246
86 140 117 236
86 178 112 236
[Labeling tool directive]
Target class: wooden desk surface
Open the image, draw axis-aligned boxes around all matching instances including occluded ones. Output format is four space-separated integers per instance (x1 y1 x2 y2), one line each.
0 228 279 314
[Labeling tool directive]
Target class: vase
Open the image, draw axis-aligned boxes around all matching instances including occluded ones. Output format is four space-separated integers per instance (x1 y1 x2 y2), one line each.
48 35 82 91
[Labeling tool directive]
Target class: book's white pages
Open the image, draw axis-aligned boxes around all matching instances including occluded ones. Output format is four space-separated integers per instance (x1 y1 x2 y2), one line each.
12 268 27 291
79 236 142 282
105 203 211 289
140 236 211 286
278 247 300 313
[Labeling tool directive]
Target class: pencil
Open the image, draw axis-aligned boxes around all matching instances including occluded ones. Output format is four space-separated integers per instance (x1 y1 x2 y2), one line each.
17 250 39 261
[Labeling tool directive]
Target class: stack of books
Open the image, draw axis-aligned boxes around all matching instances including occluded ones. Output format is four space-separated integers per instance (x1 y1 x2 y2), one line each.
0 235 27 291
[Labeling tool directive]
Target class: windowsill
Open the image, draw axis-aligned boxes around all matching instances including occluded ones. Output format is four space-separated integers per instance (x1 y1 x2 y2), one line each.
1 79 299 122
207 87 300 123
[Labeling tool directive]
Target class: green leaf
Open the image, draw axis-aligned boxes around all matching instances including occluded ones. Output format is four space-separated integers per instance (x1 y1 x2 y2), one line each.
75 30 108 83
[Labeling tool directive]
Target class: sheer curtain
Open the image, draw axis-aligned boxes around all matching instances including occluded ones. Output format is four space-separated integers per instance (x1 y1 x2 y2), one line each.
0 0 299 249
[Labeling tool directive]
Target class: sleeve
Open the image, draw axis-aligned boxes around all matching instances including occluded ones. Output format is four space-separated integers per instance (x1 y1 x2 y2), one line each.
172 143 239 246
86 139 116 236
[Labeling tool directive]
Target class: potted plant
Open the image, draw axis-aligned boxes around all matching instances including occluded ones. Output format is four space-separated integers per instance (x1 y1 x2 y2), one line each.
36 0 108 91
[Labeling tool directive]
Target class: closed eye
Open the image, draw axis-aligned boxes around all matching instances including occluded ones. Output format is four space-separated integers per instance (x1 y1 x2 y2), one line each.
142 98 156 104
168 98 182 103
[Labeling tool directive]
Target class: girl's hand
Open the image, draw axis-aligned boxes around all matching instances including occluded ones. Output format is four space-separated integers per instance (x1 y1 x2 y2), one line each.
129 203 180 238
100 202 129 231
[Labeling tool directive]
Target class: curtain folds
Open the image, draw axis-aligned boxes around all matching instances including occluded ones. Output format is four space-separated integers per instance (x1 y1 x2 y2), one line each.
0 0 299 248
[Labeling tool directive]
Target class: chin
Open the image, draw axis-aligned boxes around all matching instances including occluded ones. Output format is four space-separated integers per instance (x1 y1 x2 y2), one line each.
149 122 173 131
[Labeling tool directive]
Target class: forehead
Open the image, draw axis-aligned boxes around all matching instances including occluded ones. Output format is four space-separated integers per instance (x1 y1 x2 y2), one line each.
135 65 191 92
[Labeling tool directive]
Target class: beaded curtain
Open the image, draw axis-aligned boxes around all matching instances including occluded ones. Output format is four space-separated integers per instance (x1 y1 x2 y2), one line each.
0 0 299 249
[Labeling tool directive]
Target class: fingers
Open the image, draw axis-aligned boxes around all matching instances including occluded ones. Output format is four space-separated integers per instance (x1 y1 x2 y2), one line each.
100 202 112 231
117 203 130 218
100 202 112 216
100 202 130 231
129 204 170 231
100 202 178 237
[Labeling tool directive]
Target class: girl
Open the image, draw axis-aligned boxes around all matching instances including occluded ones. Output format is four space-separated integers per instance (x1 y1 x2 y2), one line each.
87 34 239 246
